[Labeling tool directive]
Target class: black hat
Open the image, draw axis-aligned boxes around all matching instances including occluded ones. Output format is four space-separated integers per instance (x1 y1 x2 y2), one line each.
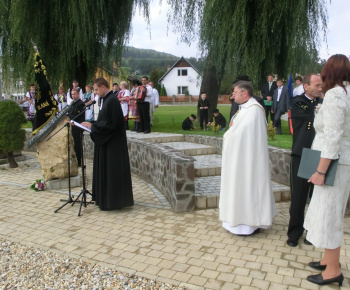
213 109 219 114
233 75 251 84
191 114 197 119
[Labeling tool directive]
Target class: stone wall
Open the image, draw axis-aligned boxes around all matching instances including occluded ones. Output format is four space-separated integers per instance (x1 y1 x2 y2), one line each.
83 133 195 212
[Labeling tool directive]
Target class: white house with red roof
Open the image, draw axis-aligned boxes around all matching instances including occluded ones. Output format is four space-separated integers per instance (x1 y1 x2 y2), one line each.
158 57 202 96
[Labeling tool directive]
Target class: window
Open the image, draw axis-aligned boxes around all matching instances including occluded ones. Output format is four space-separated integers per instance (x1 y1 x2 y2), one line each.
178 69 188 76
177 86 188 95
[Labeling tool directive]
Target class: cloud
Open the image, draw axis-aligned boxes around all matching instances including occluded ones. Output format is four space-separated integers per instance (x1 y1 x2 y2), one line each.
128 1 199 58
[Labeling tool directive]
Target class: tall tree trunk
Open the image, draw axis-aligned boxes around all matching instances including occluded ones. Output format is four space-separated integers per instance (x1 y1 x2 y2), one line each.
74 53 88 90
7 152 18 168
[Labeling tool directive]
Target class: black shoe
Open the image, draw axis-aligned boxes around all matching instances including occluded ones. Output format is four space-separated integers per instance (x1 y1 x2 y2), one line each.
137 130 144 133
304 238 312 245
308 261 341 271
144 130 151 134
307 273 343 286
287 239 298 247
308 261 327 271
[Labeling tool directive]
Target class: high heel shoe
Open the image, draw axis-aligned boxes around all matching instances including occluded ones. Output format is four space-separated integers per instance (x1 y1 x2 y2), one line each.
308 261 326 271
308 261 341 271
307 273 344 286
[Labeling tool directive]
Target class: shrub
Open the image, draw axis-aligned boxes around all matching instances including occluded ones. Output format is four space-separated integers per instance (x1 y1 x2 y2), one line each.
0 100 27 167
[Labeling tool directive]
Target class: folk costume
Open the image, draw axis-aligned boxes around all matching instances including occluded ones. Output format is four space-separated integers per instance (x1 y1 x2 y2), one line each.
25 90 36 130
68 98 85 167
219 97 276 235
90 91 134 210
83 92 94 122
287 94 317 243
54 93 67 111
117 89 130 129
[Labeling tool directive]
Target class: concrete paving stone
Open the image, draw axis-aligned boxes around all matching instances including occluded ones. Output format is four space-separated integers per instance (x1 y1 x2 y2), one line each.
251 279 271 290
187 275 208 287
3 151 350 289
265 272 284 283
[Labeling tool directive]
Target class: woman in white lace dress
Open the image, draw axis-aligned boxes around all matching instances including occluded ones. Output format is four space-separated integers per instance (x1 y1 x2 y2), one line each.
304 54 350 286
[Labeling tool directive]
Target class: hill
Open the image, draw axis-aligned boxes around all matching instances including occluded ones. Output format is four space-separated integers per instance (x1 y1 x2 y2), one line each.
121 46 203 76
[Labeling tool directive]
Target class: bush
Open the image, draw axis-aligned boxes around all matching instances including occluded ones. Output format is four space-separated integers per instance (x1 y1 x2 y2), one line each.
0 100 27 167
160 85 167 96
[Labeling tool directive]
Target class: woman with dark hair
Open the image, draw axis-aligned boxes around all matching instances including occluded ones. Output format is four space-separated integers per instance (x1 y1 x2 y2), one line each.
304 54 350 286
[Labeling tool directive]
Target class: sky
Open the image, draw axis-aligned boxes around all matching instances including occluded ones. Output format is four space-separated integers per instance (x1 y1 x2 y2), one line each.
128 0 350 61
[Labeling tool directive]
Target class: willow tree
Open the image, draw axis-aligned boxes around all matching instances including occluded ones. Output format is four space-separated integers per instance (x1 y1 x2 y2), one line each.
168 0 328 115
0 0 150 89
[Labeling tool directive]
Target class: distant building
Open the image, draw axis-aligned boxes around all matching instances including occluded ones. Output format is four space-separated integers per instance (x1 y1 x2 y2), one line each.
158 57 202 96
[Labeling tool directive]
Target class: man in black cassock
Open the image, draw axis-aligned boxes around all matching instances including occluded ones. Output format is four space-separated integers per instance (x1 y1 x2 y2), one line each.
82 78 134 211
68 89 85 167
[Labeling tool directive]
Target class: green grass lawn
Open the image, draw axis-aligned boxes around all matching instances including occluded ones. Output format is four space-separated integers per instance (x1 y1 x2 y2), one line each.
24 105 292 149
148 105 292 149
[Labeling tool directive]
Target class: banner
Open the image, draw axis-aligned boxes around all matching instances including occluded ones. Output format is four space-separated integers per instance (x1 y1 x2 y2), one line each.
32 52 58 135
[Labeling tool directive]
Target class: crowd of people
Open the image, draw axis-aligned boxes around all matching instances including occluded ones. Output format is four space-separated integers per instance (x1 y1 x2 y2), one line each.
22 53 350 287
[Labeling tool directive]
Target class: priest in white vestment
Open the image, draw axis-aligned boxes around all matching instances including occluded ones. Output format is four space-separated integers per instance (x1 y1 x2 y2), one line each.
219 81 276 235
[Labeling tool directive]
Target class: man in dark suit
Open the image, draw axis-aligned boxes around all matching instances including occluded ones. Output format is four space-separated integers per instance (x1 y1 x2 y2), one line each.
68 88 85 167
271 78 290 135
287 74 323 247
261 74 278 122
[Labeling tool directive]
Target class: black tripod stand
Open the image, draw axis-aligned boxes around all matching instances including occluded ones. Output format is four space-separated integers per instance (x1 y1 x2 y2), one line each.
71 131 94 216
52 102 95 215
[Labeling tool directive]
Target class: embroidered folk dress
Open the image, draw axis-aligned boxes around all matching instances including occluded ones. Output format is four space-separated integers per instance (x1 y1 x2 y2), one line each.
117 89 130 119
128 87 139 119
25 90 36 121
219 97 276 235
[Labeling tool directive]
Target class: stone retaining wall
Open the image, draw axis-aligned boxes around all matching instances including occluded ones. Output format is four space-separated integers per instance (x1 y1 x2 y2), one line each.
83 133 195 212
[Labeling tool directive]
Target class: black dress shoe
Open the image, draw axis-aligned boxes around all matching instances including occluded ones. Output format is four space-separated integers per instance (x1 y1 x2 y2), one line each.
308 261 326 271
308 261 341 271
307 273 343 286
304 238 312 245
143 130 151 134
287 239 298 247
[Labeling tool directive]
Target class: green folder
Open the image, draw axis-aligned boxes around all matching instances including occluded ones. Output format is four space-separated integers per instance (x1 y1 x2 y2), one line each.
297 148 339 186
264 100 273 106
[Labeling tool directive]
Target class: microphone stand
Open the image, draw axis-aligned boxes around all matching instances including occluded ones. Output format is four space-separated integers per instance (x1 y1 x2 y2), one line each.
52 101 95 214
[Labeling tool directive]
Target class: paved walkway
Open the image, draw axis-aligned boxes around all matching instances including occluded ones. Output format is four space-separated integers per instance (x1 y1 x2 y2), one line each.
1 153 350 289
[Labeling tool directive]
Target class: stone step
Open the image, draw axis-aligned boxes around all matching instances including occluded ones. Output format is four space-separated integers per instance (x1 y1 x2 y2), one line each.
127 131 184 143
193 154 222 177
194 176 290 209
160 142 216 156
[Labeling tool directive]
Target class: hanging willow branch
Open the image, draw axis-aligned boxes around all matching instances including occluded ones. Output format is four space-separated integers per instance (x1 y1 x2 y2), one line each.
168 0 328 85
0 0 150 88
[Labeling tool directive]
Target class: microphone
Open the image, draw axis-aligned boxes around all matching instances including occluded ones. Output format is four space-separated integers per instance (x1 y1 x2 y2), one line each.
87 100 96 108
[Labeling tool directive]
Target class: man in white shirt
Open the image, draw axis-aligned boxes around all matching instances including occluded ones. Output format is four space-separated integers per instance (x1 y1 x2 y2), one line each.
149 82 159 125
293 76 304 97
67 80 84 105
271 78 290 134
